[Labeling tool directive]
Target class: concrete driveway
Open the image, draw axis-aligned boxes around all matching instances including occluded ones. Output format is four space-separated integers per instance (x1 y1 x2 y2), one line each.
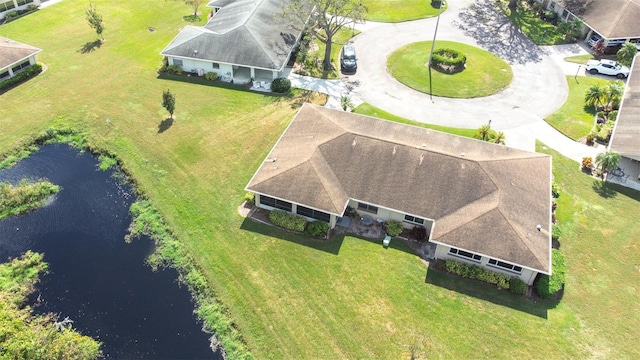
344 0 605 161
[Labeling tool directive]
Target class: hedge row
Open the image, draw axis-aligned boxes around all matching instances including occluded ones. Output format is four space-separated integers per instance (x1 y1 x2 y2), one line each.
269 209 307 232
305 220 329 237
443 259 531 292
0 63 42 93
535 249 566 298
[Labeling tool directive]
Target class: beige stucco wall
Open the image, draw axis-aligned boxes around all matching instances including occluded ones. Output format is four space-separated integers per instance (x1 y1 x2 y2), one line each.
346 199 433 234
435 244 539 285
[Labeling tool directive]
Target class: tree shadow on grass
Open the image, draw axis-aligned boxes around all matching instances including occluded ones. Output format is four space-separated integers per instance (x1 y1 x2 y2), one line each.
425 265 560 318
453 0 542 65
239 217 344 255
158 117 173 133
79 40 102 54
592 179 617 198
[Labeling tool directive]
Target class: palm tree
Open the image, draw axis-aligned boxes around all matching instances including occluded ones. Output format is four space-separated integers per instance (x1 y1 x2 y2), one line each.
616 42 638 67
604 80 625 110
475 124 492 141
585 84 605 109
493 131 506 145
340 95 354 111
595 151 621 179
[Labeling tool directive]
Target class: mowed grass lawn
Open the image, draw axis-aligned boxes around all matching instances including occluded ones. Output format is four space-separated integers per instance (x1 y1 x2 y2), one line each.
362 0 446 22
1 1 639 359
387 41 513 98
545 76 607 140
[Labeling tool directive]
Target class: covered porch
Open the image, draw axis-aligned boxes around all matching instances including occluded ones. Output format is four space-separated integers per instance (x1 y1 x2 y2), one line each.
606 156 640 191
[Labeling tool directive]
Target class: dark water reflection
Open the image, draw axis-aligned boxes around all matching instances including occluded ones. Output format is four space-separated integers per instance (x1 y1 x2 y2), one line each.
0 144 220 359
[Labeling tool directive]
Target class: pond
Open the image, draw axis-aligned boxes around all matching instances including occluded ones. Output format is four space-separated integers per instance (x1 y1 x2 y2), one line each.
0 144 221 359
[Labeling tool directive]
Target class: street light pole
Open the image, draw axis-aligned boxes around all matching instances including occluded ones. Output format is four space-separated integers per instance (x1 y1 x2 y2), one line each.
427 1 445 102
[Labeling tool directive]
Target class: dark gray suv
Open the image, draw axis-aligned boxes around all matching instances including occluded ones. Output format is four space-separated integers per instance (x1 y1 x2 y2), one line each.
340 45 357 73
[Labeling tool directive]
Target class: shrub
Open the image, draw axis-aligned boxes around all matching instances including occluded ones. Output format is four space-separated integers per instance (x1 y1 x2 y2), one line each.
595 120 614 143
269 209 307 232
552 225 561 242
535 249 566 299
443 259 511 290
204 72 219 81
243 192 254 204
4 11 19 20
551 181 560 198
0 63 42 93
305 221 329 237
431 48 466 73
271 78 291 93
385 220 403 237
509 277 527 294
585 132 595 145
607 110 618 121
27 4 38 11
581 156 594 169
166 65 183 75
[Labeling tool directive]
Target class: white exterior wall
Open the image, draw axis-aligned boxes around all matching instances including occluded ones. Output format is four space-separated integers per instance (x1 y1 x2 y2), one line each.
254 194 337 228
435 244 539 285
0 54 37 81
0 0 41 20
346 199 433 233
168 56 280 81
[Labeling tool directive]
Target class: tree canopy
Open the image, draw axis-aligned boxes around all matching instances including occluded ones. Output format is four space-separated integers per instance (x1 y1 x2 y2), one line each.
162 89 176 119
616 42 638 67
282 0 367 70
595 151 621 177
85 3 104 41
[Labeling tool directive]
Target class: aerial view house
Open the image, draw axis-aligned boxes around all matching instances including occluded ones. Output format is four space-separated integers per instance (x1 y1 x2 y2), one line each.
0 0 40 20
160 0 307 84
0 36 41 82
246 104 553 285
536 0 640 46
608 56 640 190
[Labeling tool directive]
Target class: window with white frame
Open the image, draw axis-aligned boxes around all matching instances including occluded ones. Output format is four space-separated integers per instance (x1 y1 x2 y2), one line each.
488 259 523 273
448 247 482 262
0 1 16 12
357 202 378 214
259 195 292 212
0 71 10 80
173 59 183 66
211 63 220 69
11 61 31 73
404 214 424 225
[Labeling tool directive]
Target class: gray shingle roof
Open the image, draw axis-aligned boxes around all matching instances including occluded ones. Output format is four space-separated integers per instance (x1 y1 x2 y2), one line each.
609 56 640 159
0 37 41 69
161 0 304 70
559 0 640 38
246 104 552 273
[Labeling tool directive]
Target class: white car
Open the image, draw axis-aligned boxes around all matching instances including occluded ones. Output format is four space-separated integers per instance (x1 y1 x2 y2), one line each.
585 59 630 79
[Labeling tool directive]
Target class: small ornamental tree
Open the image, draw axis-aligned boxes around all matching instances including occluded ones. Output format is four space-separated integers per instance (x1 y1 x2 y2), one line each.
86 3 104 41
385 220 404 237
595 151 621 178
162 89 176 119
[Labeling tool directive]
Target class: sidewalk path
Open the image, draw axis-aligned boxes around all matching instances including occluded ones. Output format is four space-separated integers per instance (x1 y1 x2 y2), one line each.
288 0 612 163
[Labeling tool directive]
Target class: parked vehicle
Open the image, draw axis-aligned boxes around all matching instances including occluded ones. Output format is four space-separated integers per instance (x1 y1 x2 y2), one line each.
340 45 357 74
585 59 630 79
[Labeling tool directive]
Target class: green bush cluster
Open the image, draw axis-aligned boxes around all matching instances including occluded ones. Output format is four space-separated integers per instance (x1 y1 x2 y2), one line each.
269 209 307 232
0 63 42 92
305 221 329 237
535 249 566 299
595 120 615 143
0 179 61 220
385 220 404 237
3 4 38 21
431 48 467 73
509 277 527 294
552 224 561 242
444 259 511 290
205 72 219 81
166 65 183 75
271 78 291 93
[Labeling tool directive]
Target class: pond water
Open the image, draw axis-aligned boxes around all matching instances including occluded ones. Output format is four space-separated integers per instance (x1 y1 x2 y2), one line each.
0 144 221 359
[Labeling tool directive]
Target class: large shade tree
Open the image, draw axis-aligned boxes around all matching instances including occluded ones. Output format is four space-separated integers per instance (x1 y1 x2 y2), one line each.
283 0 367 70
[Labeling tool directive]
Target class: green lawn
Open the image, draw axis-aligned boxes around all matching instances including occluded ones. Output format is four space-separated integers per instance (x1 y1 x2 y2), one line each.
363 0 447 22
387 41 513 98
564 54 616 65
1 2 639 359
544 76 607 140
497 0 565 45
354 103 476 138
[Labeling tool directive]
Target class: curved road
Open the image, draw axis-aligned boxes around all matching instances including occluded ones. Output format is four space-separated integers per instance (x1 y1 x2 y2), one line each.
343 0 604 161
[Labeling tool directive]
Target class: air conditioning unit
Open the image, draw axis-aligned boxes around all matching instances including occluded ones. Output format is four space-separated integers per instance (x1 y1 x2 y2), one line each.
197 68 204 76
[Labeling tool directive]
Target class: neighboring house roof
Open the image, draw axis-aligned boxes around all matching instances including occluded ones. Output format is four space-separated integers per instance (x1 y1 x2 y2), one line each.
160 0 305 71
558 0 640 38
0 36 41 70
609 56 640 160
246 104 552 273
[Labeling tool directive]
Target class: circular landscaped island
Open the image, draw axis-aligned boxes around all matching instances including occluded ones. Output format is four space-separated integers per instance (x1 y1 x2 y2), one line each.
387 41 513 98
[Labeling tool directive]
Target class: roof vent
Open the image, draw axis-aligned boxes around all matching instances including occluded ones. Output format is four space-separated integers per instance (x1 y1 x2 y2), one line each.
421 143 427 148
393 145 397 155
264 157 277 163
352 138 357 148
460 152 465 157
536 224 542 231
419 153 425 165
194 50 198 55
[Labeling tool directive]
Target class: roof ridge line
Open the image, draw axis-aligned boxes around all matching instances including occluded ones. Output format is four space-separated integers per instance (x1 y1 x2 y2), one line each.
495 207 547 270
433 191 500 238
